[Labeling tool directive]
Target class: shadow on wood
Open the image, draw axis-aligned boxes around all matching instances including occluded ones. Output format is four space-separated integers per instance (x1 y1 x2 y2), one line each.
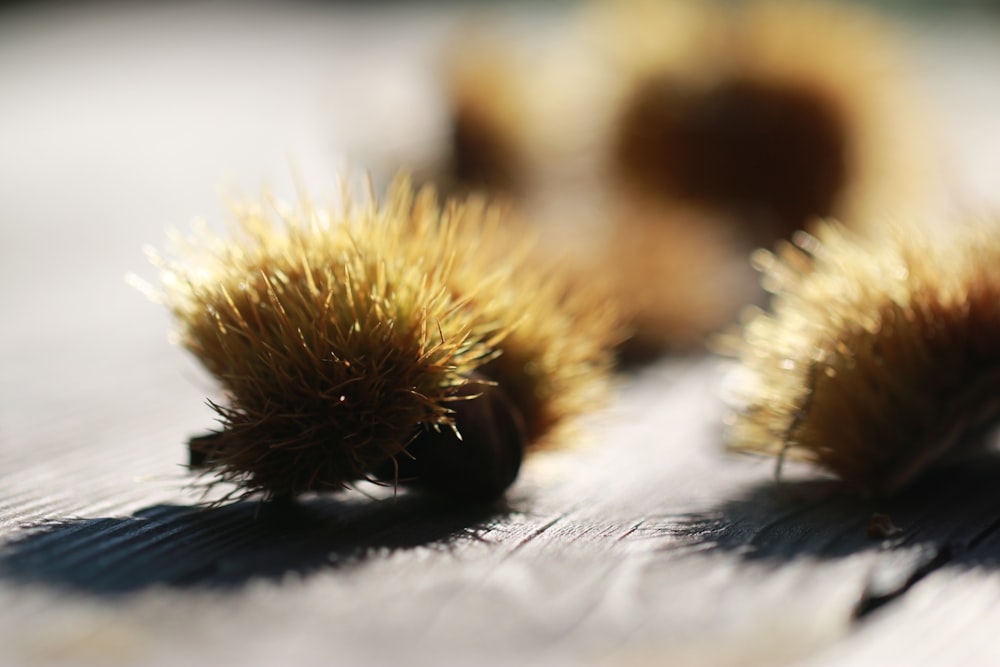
0 493 513 596
676 454 1000 564
671 454 1000 619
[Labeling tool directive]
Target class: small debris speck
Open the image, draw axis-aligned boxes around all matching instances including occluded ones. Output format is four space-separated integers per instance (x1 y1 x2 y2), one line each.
867 512 903 539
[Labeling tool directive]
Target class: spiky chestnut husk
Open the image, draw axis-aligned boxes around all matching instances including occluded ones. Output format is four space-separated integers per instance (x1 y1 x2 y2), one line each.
441 40 530 196
602 0 934 245
724 221 1000 497
434 196 623 452
142 176 618 502
615 74 847 245
452 0 935 359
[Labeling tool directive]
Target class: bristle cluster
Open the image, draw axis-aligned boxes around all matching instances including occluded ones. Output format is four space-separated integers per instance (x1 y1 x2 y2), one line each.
146 177 618 500
726 222 1000 496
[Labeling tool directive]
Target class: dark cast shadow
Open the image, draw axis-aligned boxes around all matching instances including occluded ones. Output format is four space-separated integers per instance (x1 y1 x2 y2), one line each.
0 491 513 596
667 454 1000 618
673 454 1000 565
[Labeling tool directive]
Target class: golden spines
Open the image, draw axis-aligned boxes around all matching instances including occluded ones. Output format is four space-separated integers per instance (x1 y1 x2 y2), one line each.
144 175 619 502
727 221 1000 496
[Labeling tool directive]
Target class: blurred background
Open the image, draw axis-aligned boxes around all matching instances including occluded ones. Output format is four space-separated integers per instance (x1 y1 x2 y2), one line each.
2 0 999 387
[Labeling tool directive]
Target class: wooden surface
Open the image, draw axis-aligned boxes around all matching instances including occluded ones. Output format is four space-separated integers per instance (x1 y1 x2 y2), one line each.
3 3 1000 666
